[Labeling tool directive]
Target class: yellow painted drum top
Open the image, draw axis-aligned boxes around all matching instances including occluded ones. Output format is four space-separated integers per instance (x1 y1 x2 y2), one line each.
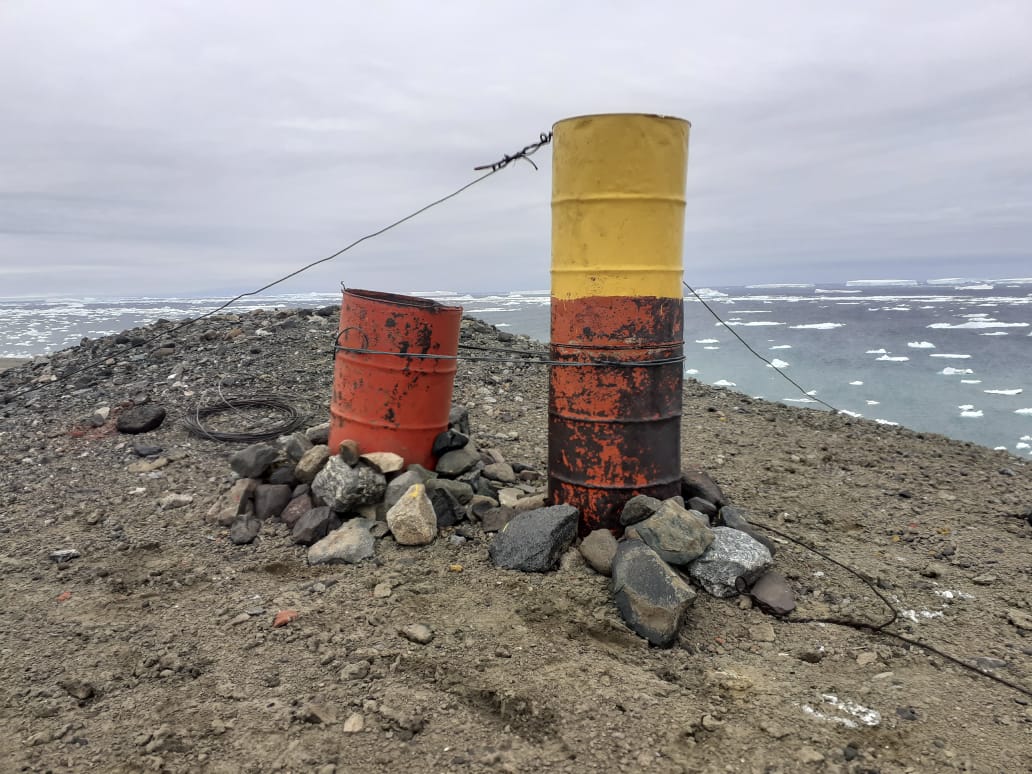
548 114 690 534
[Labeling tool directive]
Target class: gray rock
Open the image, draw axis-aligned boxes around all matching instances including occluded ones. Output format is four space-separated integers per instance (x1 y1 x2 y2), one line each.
579 529 618 576
360 452 405 474
307 519 377 565
680 467 728 509
620 495 662 527
336 439 361 465
294 444 330 484
427 486 464 528
116 405 167 434
448 405 470 436
312 456 386 511
488 505 579 572
254 484 292 520
426 477 474 505
689 527 773 598
49 549 80 563
435 445 480 477
207 478 257 526
229 443 279 478
279 432 313 463
481 506 515 533
279 493 313 528
230 515 261 545
132 443 162 457
612 540 696 647
687 496 717 521
481 462 516 484
386 484 438 546
384 470 425 511
717 505 777 557
292 506 340 545
747 571 796 616
468 494 498 521
304 422 330 445
266 466 297 486
399 623 434 645
634 500 714 565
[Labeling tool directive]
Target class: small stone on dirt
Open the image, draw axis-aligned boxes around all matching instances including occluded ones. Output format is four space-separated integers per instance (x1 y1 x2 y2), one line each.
579 529 618 576
400 623 434 644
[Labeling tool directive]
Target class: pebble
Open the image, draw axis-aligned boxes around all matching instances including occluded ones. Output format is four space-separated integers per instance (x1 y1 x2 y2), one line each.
272 609 298 628
373 582 392 598
342 713 365 733
229 613 251 626
400 623 434 644
578 529 618 576
49 549 81 563
116 405 167 434
747 621 776 642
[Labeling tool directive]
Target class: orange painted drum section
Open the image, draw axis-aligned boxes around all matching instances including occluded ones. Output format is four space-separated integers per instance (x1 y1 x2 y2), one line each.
549 295 684 534
329 289 462 469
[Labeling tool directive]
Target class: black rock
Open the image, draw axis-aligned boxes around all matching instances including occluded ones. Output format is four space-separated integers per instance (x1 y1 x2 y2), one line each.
612 540 696 647
132 443 163 457
229 443 279 478
481 506 515 533
432 429 469 458
436 446 480 477
267 466 297 487
292 506 340 545
427 486 464 528
426 477 474 505
620 494 662 527
488 505 578 572
254 484 292 520
680 467 728 509
115 405 167 435
230 515 261 545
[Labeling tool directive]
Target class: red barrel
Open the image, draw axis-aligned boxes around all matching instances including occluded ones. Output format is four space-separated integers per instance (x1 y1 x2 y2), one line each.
329 289 462 468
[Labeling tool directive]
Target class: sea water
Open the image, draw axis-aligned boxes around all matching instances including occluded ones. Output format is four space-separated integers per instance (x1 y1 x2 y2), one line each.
2 280 1030 457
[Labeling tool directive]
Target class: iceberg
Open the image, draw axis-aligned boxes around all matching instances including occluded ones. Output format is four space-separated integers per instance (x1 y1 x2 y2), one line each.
845 279 919 287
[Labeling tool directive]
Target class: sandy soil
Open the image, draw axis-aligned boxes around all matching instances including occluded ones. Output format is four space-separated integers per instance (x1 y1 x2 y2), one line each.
0 309 1029 773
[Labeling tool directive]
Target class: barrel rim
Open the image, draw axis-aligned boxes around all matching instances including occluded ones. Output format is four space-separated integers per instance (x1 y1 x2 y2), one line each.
342 287 462 313
552 112 691 130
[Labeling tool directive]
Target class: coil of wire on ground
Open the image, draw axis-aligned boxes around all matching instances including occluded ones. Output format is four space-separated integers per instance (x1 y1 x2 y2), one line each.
182 394 306 443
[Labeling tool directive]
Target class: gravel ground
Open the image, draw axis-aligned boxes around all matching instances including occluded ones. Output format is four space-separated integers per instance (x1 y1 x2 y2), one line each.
0 307 1030 773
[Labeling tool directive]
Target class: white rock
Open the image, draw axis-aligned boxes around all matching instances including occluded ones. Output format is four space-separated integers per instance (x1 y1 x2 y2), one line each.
360 451 405 474
386 484 438 546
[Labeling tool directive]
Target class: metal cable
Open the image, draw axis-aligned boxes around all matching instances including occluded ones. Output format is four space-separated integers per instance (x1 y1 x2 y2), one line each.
684 282 842 412
182 394 306 443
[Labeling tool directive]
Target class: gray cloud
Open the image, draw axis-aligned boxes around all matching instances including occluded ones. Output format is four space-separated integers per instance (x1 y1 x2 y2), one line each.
1 0 1030 298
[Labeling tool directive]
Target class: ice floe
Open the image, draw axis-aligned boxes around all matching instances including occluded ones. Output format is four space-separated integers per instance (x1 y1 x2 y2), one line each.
849 381 864 386
789 322 844 329
984 388 1022 396
941 367 975 375
928 321 1029 329
769 344 792 349
695 338 719 344
713 379 736 387
1016 408 1032 416
876 355 909 362
929 353 971 359
767 359 790 369
907 341 935 348
866 348 887 354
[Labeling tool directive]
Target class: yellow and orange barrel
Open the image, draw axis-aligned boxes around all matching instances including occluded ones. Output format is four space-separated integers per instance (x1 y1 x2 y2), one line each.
548 114 690 534
330 288 462 469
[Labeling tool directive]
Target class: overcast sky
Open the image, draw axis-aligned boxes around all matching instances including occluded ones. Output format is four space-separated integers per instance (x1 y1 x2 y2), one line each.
1 1 1030 299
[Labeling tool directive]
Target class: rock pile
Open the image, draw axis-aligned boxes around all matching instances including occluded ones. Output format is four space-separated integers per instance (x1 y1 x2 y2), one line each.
205 403 795 649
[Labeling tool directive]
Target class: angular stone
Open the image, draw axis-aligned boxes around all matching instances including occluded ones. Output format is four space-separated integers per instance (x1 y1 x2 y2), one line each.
207 478 258 526
427 486 464 528
687 497 717 521
279 493 313 529
384 470 425 511
468 495 498 521
435 445 480 477
717 505 777 557
307 519 377 565
689 527 773 598
386 484 438 546
266 465 297 486
497 487 523 508
488 505 579 572
305 422 330 445
312 456 386 511
360 452 405 474
254 484 292 520
620 495 662 527
579 529 618 576
425 477 474 505
279 432 313 463
634 500 714 565
294 444 330 484
116 405 167 434
481 506 515 533
748 571 796 616
514 493 547 513
612 540 696 647
229 443 279 478
432 429 469 458
448 405 470 436
399 623 434 645
680 467 728 509
230 515 261 545
292 506 340 545
337 439 361 466
481 462 516 484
